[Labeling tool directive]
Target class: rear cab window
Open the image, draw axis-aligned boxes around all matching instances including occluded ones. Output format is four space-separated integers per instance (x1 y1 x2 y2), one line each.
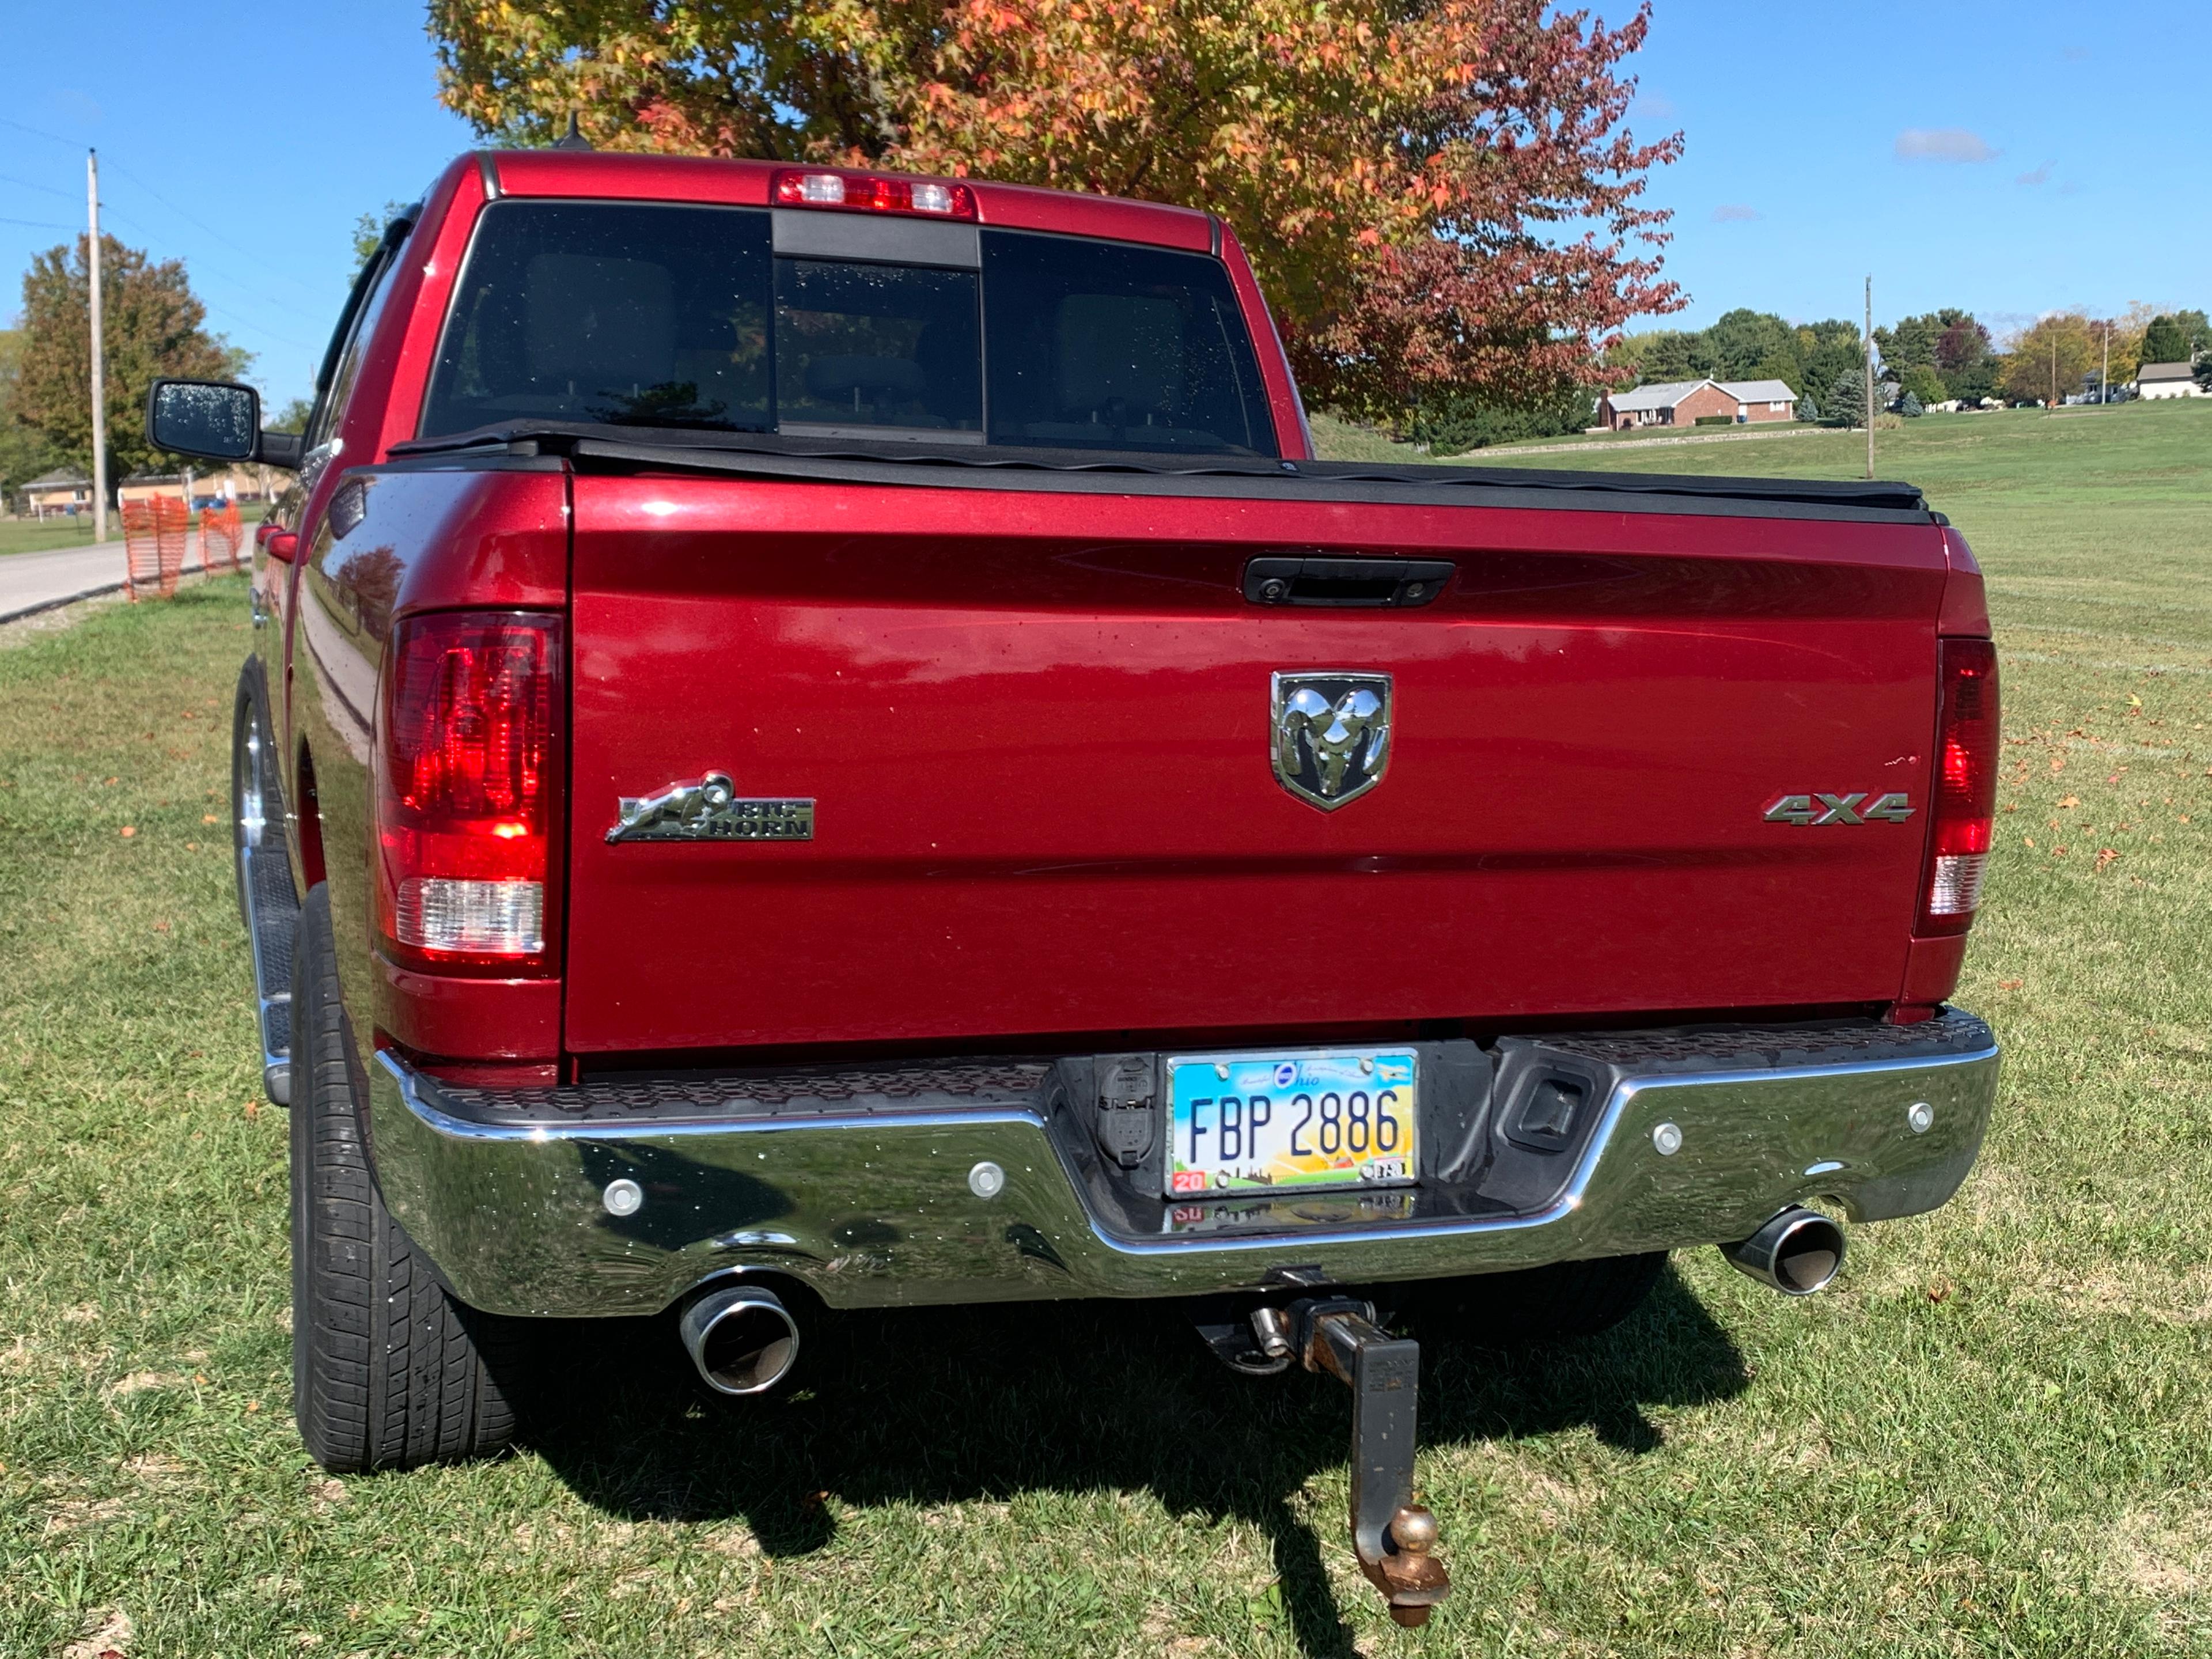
419 200 1277 457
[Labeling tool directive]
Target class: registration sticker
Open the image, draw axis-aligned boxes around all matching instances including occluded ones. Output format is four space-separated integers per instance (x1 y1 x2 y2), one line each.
1161 1048 1417 1199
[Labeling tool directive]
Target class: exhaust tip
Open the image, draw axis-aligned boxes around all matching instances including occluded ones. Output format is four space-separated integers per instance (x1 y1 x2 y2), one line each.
1721 1207 1846 1296
679 1285 800 1396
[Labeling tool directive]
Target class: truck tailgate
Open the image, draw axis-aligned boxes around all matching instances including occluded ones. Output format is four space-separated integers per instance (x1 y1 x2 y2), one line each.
563 470 1946 1053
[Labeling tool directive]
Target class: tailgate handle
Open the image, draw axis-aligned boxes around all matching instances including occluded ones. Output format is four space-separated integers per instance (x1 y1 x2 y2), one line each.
1244 556 1455 608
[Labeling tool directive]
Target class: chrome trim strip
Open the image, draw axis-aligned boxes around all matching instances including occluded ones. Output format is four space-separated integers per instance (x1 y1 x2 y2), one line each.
366 1032 2001 1317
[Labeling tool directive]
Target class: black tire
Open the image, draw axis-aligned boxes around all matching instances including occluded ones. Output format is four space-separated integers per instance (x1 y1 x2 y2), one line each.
290 884 522 1471
1414 1251 1668 1344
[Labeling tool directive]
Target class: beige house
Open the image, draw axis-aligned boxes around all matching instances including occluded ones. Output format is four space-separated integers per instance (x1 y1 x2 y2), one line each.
1597 378 1799 430
118 466 281 507
20 469 94 518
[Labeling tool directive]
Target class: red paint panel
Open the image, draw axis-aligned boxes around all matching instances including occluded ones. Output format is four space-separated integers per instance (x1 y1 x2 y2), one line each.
486 150 1212 250
1898 933 1969 1006
1938 527 1992 637
563 474 1946 1054
376 957 562 1059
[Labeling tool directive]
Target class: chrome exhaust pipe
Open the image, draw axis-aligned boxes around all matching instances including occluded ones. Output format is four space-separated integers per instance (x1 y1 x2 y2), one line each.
679 1285 801 1396
1720 1207 1846 1296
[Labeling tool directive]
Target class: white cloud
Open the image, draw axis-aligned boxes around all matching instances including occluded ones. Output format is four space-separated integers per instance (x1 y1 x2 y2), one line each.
1631 91 1677 119
2017 160 2054 185
1895 128 1999 164
1711 204 1762 222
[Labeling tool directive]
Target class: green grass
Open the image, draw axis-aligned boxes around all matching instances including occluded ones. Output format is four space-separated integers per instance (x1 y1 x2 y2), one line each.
0 517 111 556
6 403 2212 1656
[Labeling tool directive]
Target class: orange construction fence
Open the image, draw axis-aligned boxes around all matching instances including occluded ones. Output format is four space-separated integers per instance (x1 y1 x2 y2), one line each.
121 498 207 599
200 501 245 572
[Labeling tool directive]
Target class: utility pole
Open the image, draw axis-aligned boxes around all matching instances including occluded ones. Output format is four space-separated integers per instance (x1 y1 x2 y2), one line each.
86 149 108 545
1863 275 1875 480
2101 321 2111 406
2050 331 2057 407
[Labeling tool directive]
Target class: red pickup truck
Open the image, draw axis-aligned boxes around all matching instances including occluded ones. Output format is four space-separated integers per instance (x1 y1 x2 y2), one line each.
151 147 1999 1623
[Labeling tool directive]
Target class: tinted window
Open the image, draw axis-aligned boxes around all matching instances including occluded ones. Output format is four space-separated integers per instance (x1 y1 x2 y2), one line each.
774 259 981 439
422 203 1276 457
423 202 772 437
982 231 1274 456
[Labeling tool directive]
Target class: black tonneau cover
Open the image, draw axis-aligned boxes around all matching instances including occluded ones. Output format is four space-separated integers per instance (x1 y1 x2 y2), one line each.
391 421 1934 523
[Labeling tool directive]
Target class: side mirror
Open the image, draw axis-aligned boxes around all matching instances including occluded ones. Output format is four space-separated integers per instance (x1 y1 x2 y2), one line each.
147 378 262 463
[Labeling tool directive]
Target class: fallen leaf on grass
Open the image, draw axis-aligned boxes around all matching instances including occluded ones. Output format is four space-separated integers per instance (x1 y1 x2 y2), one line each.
201 813 219 824
1998 979 2024 991
1927 1279 1953 1304
118 826 135 838
245 1101 260 1122
2095 847 2120 872
2058 795 2080 808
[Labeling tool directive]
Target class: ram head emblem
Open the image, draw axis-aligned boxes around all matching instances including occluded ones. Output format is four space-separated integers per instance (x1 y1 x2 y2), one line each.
1271 672 1392 810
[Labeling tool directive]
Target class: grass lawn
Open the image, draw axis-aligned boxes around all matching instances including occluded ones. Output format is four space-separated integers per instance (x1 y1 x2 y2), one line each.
0 518 112 557
5 402 2212 1656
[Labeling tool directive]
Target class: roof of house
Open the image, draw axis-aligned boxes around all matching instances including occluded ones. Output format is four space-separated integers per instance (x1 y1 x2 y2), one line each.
1604 376 1798 411
1715 378 1799 403
2138 361 2196 382
22 468 90 488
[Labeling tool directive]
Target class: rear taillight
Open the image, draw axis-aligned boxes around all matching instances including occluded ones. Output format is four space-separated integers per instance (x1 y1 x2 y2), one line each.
1919 637 1999 935
376 611 562 973
771 168 977 220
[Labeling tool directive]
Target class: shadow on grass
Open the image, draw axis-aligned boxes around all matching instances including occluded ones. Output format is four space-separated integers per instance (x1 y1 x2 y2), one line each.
510 1265 1745 1656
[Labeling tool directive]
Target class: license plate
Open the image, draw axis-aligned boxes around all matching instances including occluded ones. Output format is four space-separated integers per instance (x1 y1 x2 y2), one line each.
1162 1048 1417 1198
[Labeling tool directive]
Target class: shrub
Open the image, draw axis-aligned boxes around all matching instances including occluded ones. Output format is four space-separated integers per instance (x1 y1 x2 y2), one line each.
1410 384 1599 455
1693 414 1733 426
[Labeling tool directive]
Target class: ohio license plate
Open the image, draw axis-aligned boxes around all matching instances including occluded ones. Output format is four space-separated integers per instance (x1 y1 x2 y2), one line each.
1162 1049 1417 1198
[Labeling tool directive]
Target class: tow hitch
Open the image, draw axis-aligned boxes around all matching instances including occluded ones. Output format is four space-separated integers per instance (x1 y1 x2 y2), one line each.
1196 1290 1450 1627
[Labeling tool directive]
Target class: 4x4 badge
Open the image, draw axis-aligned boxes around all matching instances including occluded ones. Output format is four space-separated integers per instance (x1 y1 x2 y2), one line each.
1272 671 1392 810
606 772 815 843
1763 792 1914 826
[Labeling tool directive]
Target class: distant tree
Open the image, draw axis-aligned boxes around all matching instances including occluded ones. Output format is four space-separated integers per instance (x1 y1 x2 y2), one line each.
1899 363 1947 407
429 0 1688 420
1796 320 1863 411
2000 315 2098 404
2139 315 2191 364
2172 309 2211 354
268 396 313 434
1796 389 1819 422
1703 309 1799 381
1934 315 1991 373
1622 329 1706 383
352 199 411 267
14 233 236 490
1824 366 1865 427
0 328 63 502
1898 390 1923 417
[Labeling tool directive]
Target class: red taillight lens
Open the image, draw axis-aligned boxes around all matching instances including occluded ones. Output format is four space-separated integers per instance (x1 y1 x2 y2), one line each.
1919 637 1999 935
376 611 562 972
771 168 976 220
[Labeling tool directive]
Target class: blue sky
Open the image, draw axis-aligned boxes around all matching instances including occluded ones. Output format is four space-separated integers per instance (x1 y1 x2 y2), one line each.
2 1 2205 406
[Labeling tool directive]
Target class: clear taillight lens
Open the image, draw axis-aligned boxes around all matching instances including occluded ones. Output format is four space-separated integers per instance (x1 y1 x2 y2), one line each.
376 612 561 972
1919 637 1998 935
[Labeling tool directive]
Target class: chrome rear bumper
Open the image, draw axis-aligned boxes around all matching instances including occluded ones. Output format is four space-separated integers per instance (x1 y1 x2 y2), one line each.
367 1014 1999 1317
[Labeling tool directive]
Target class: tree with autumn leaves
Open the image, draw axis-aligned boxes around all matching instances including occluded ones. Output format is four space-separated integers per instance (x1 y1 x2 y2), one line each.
427 0 1685 421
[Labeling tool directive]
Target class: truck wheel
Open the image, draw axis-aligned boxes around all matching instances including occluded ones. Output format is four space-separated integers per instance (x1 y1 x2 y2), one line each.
289 883 522 1471
1416 1251 1668 1344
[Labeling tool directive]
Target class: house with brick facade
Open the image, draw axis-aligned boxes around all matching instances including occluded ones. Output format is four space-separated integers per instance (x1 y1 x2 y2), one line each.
1597 377 1798 430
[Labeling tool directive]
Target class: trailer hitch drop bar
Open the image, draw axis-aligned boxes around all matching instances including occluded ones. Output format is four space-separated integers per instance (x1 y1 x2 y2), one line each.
1229 1293 1451 1627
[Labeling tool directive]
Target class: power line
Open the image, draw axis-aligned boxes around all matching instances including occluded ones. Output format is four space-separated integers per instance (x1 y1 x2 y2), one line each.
0 114 78 149
0 171 78 202
94 202 330 327
0 214 78 232
103 157 322 296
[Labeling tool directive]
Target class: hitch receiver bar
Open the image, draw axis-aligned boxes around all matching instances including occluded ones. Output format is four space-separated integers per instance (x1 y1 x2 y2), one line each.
1296 1297 1450 1627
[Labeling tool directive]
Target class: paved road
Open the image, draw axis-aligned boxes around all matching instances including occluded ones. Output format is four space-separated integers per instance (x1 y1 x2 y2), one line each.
0 537 226 624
